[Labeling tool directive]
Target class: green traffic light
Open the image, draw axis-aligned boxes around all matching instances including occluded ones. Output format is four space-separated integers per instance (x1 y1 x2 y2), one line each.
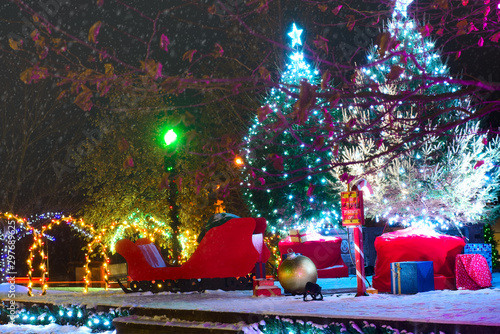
164 129 178 146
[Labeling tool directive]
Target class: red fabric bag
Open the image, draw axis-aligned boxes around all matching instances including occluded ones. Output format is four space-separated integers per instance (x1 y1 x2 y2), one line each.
455 254 492 290
373 227 465 292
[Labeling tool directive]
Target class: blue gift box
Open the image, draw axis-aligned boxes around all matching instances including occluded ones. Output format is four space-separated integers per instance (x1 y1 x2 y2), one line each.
391 261 434 294
464 243 492 273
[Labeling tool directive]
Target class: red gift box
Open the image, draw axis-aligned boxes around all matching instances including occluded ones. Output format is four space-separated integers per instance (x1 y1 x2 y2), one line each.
253 278 275 289
253 286 282 296
455 254 492 290
253 278 282 297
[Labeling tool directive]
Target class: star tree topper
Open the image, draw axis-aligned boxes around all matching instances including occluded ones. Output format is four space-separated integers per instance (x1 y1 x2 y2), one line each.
288 23 303 47
394 0 413 17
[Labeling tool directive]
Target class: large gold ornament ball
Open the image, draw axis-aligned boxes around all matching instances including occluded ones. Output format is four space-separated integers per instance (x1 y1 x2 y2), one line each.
278 253 318 294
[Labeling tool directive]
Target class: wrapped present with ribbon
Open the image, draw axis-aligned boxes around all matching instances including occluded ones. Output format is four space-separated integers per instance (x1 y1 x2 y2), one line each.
464 243 492 273
456 254 492 290
391 261 434 294
255 261 266 279
289 228 307 243
253 278 282 297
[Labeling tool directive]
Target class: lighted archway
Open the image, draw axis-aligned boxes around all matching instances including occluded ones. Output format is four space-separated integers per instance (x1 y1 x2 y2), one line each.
83 231 110 293
0 212 34 286
3 210 201 295
25 216 95 296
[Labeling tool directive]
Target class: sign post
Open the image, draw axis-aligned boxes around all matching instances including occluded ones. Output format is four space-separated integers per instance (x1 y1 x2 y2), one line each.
341 189 367 297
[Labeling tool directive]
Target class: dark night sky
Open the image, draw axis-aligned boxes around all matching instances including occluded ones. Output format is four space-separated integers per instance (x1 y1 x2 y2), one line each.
0 0 499 213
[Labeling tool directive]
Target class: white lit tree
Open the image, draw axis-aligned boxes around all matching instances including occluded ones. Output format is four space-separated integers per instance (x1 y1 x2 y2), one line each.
241 24 341 234
331 0 500 229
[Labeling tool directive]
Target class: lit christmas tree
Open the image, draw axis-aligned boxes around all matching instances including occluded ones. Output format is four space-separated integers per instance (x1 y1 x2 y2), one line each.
241 24 341 234
331 0 500 229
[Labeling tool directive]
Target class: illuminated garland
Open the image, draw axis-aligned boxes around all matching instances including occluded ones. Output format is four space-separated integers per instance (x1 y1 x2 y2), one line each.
25 216 95 296
2 210 202 294
27 229 47 297
107 211 173 253
264 234 281 276
1 213 36 284
241 23 341 235
83 233 110 293
104 210 197 264
0 303 128 332
330 7 500 229
255 316 412 334
484 224 499 269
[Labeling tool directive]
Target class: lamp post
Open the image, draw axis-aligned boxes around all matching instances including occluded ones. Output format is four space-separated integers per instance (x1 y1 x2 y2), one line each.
163 128 182 264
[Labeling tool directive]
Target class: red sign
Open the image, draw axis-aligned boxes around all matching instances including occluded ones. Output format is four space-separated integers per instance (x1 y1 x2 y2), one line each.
341 191 364 226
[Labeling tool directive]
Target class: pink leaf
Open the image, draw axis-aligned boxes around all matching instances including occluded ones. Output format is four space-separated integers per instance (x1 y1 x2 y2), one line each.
214 43 224 57
307 183 316 197
258 177 265 185
340 172 355 184
333 144 339 157
474 160 485 169
257 104 272 123
478 36 484 47
332 5 342 15
483 137 488 145
346 118 356 128
123 155 134 169
155 62 163 80
313 35 329 55
484 6 491 16
490 31 500 42
88 21 102 44
462 0 468 5
74 86 93 111
377 138 383 148
346 15 355 31
31 29 40 41
271 154 284 171
182 49 197 62
420 24 433 37
469 22 479 32
160 34 170 52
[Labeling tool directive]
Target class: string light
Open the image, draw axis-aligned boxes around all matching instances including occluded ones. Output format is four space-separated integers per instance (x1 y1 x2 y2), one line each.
331 9 500 230
3 304 128 331
242 23 341 235
2 210 199 295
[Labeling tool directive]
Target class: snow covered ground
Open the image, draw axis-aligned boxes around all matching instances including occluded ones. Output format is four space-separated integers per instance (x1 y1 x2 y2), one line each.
0 323 115 334
1 273 500 333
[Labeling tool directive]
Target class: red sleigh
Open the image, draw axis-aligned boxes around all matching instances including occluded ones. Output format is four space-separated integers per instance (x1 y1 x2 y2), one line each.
115 217 271 292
